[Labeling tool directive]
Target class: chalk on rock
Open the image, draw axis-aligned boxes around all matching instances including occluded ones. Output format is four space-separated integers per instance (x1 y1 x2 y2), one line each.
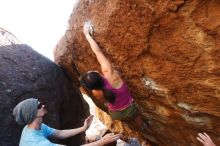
84 20 94 35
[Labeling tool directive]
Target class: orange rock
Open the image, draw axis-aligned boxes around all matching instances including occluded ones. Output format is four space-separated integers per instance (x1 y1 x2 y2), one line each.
54 0 220 145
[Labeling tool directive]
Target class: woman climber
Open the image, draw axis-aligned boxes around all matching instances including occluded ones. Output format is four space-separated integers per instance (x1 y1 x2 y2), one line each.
80 22 147 131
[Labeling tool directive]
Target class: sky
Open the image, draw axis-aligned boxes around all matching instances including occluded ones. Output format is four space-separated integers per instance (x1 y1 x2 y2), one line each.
0 0 78 60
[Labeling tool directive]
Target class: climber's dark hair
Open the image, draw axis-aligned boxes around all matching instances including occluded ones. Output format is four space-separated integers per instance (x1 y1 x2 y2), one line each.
80 71 115 103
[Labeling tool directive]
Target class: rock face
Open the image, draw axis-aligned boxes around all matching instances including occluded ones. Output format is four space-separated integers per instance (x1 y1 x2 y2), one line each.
54 0 220 146
0 28 89 146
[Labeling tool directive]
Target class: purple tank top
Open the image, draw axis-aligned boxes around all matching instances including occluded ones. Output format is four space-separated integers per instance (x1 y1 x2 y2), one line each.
103 78 133 111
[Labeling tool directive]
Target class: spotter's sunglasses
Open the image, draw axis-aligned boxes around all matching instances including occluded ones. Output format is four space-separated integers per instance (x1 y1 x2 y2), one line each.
37 101 46 109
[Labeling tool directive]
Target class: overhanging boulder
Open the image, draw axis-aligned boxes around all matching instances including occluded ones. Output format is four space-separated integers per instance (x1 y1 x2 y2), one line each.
54 1 220 145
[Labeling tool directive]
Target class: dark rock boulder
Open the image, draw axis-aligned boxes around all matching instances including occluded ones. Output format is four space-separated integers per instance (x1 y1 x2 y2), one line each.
0 28 89 146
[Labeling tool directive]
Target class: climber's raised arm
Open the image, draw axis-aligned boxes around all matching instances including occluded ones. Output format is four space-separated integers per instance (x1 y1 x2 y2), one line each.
83 23 113 76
